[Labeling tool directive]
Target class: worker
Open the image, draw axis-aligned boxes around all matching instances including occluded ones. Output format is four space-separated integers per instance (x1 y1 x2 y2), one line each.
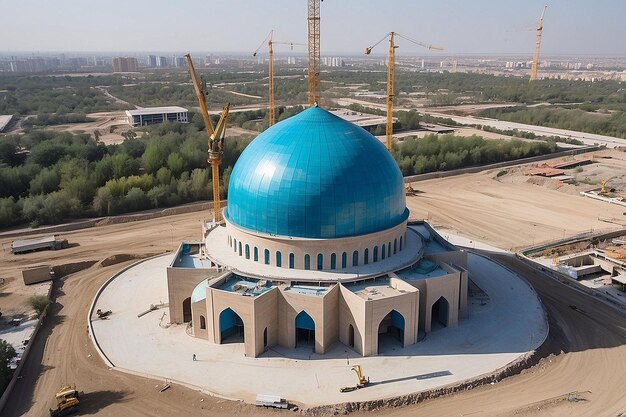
192 353 197 361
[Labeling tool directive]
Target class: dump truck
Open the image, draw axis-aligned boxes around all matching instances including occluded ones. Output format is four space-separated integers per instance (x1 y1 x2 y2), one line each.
49 384 79 417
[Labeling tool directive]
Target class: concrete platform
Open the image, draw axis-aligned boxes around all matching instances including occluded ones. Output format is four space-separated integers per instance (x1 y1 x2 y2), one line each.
90 249 547 407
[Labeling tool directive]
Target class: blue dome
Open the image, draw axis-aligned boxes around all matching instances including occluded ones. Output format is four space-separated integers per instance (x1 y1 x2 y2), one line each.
225 107 408 239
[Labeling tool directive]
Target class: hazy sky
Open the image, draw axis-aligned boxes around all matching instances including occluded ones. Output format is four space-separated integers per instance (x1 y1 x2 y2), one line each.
1 0 625 56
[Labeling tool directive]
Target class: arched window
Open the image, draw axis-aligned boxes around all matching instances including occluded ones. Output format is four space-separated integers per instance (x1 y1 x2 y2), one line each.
289 253 295 269
330 253 337 269
352 250 359 267
399 236 403 251
364 248 369 264
304 254 311 270
245 244 250 259
233 238 237 252
254 247 259 262
238 242 242 256
264 249 270 265
276 251 282 267
341 252 347 268
394 238 397 254
373 246 378 262
381 244 386 260
317 253 324 270
388 242 392 257
228 236 231 246
200 315 206 330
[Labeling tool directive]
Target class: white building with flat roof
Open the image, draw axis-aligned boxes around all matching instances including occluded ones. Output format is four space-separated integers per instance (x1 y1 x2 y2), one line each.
125 107 189 127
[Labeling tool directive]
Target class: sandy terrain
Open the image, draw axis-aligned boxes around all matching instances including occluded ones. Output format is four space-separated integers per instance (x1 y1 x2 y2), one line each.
407 151 626 251
1 150 626 416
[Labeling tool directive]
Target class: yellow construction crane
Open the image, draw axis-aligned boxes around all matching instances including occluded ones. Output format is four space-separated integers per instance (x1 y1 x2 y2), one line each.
253 30 305 126
529 5 547 82
307 0 321 106
184 54 230 223
365 32 443 151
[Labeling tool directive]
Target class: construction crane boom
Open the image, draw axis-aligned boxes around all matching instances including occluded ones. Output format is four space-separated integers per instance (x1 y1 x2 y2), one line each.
307 0 321 105
254 31 305 126
365 32 443 151
184 54 214 137
184 54 230 222
530 5 547 82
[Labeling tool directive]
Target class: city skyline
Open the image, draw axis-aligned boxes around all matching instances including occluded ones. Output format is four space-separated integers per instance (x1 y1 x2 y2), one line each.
1 0 626 56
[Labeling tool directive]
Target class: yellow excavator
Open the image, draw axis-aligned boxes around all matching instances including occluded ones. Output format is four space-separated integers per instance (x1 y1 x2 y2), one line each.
340 365 370 392
600 176 616 195
49 384 79 416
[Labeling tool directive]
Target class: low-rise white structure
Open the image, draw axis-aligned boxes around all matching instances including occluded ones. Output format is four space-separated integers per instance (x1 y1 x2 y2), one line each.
125 107 189 127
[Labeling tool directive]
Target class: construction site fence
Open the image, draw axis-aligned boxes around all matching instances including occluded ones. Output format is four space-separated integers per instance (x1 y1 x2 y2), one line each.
0 282 53 414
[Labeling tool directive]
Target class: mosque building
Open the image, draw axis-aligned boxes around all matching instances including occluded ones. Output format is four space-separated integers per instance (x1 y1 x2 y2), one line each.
166 106 468 358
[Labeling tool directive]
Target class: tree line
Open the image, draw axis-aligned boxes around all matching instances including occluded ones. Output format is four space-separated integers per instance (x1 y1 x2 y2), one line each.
480 106 626 139
393 134 558 176
0 114 251 228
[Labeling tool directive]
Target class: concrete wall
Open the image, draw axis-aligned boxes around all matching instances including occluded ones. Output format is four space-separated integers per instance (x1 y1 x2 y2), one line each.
192 299 209 339
22 265 51 285
167 266 218 324
252 289 279 356
338 285 366 355
209 287 257 357
422 266 460 333
366 279 419 356
278 287 327 353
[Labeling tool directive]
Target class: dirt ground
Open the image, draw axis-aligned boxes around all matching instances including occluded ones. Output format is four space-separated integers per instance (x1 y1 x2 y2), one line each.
407 150 626 251
1 150 626 416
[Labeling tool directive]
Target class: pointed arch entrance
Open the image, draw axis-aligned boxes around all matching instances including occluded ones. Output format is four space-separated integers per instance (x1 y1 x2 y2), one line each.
377 309 405 353
219 308 244 343
295 310 315 348
182 297 192 323
431 296 450 330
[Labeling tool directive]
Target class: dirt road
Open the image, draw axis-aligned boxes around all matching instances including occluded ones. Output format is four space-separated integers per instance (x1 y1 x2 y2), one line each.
354 254 626 417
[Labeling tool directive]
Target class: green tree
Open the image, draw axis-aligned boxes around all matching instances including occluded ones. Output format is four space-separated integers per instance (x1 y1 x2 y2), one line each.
0 339 17 393
28 295 51 318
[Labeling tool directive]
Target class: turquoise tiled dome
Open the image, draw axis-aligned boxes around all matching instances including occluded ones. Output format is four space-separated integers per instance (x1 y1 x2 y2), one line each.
225 107 408 239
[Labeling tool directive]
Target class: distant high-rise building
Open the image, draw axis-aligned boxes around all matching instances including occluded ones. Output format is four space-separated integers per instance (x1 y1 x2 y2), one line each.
148 55 157 67
112 57 138 72
174 57 186 68
156 56 168 67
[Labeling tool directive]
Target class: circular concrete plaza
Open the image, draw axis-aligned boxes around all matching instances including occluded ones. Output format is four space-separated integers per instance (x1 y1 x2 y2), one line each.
90 249 548 407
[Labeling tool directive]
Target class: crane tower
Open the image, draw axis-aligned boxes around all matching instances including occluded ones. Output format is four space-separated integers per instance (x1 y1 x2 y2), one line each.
307 0 321 105
365 32 443 151
529 6 547 82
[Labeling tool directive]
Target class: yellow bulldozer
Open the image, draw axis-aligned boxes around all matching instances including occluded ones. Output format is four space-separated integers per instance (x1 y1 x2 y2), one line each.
49 384 79 417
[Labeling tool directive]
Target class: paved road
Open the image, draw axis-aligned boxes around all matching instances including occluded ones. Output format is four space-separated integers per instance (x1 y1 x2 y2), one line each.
423 111 626 149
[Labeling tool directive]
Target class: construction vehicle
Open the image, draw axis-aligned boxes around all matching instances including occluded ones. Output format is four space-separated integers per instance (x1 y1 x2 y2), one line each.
253 31 305 126
529 6 547 82
339 365 370 392
600 176 616 195
49 384 79 416
184 54 230 223
405 183 419 196
365 32 443 151
307 0 322 105
96 309 112 319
